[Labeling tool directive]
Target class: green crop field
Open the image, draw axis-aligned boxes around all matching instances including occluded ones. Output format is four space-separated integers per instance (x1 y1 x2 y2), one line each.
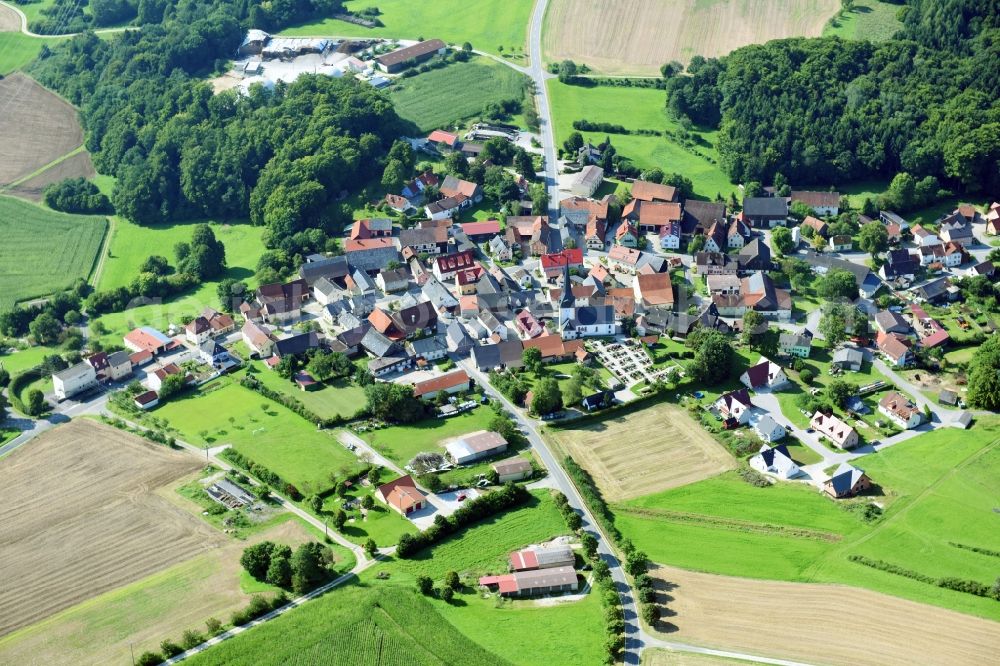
280 0 534 57
616 420 1000 620
250 362 367 421
0 196 108 309
144 378 360 495
823 1 903 42
389 58 529 133
546 80 736 200
185 584 511 665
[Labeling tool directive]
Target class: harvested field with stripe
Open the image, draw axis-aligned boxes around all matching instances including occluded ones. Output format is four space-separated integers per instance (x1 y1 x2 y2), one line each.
0 419 220 637
649 564 1000 666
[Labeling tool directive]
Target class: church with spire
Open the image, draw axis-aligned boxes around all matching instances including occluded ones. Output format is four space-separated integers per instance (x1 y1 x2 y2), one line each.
557 260 616 339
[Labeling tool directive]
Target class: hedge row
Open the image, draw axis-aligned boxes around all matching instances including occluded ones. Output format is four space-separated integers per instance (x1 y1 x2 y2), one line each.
572 119 663 137
950 542 1000 559
849 555 1000 600
562 456 622 544
396 483 530 558
8 366 44 414
221 447 302 501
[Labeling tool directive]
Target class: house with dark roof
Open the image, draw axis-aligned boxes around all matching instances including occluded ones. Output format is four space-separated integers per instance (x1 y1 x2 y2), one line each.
742 197 788 228
682 200 726 236
879 249 919 280
693 252 737 276
740 357 788 391
714 388 754 425
823 463 871 498
831 346 864 371
750 443 799 479
738 238 771 272
778 329 813 358
273 332 321 358
299 255 349 286
875 310 909 335
344 237 400 273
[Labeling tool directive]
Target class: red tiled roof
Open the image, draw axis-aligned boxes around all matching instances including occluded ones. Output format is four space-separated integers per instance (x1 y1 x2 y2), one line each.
345 237 395 252
412 370 469 397
631 180 677 202
427 129 459 146
540 248 583 270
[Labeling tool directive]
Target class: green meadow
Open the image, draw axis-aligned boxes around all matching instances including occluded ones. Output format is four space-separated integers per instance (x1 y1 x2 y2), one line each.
616 420 1000 620
546 80 736 200
823 1 903 42
280 0 534 57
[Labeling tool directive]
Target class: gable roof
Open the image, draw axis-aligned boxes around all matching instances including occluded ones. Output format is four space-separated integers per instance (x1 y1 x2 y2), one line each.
412 369 469 397
743 197 787 217
827 463 866 495
631 179 677 202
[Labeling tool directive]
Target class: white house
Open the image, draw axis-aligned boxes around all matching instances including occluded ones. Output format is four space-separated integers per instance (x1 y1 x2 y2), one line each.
52 361 98 400
714 389 754 425
878 391 924 430
185 317 212 345
751 413 786 443
740 357 789 391
658 221 681 250
570 165 603 198
749 443 800 479
911 225 939 247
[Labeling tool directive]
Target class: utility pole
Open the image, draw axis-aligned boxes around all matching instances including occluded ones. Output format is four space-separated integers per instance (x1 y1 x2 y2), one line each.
324 517 328 538
130 643 135 666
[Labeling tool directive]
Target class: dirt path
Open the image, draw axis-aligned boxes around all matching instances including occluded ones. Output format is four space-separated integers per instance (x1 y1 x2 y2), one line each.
648 564 1000 666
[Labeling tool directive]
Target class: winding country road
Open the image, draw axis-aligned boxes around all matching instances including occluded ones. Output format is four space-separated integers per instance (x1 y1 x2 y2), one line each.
0 0 134 38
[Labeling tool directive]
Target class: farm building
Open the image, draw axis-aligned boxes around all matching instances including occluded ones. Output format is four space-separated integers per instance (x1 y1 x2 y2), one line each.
509 543 575 571
133 390 159 410
206 479 255 508
492 457 533 483
478 566 578 598
376 39 447 73
53 362 98 400
445 430 508 464
810 412 859 449
375 475 426 515
749 443 799 479
87 350 133 382
831 347 864 371
123 327 175 355
824 463 871 499
570 165 604 198
411 369 470 400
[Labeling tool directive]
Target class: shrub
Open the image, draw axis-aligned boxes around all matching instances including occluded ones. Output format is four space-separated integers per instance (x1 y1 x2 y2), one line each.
136 652 163 666
180 629 204 649
205 617 223 636
440 586 455 603
159 640 183 658
416 575 434 595
799 368 815 384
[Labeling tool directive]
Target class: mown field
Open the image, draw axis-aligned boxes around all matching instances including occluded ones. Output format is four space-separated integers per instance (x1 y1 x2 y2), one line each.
388 57 528 133
617 420 1000 620
142 377 360 495
0 419 217 637
547 401 735 502
543 0 840 74
546 80 736 199
250 364 366 421
0 33 63 74
280 0 534 57
0 195 108 309
0 516 323 665
823 0 903 42
649 564 1000 666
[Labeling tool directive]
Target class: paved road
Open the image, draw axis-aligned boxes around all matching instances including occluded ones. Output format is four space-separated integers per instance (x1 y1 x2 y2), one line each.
459 358 643 665
526 0 562 227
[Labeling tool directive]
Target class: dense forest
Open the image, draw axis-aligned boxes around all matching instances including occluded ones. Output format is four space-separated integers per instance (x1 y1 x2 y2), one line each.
666 0 1000 193
29 0 403 261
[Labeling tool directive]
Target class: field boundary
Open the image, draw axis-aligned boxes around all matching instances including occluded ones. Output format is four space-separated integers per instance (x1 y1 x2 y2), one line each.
613 505 843 542
1 144 85 190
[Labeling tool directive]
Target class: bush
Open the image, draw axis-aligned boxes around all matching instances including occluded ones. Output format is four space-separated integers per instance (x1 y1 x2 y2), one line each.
799 368 815 384
159 640 183 658
440 586 455 603
416 575 434 595
205 617 223 636
180 629 204 649
136 652 163 666
43 177 112 214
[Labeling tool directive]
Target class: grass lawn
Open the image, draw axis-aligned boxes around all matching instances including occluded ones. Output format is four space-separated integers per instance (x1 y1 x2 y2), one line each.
359 406 496 468
389 57 529 133
0 196 108 309
546 80 736 200
280 0 534 57
0 344 61 375
324 481 417 547
250 363 366 421
143 377 360 495
822 1 903 42
0 33 65 75
616 419 1000 621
